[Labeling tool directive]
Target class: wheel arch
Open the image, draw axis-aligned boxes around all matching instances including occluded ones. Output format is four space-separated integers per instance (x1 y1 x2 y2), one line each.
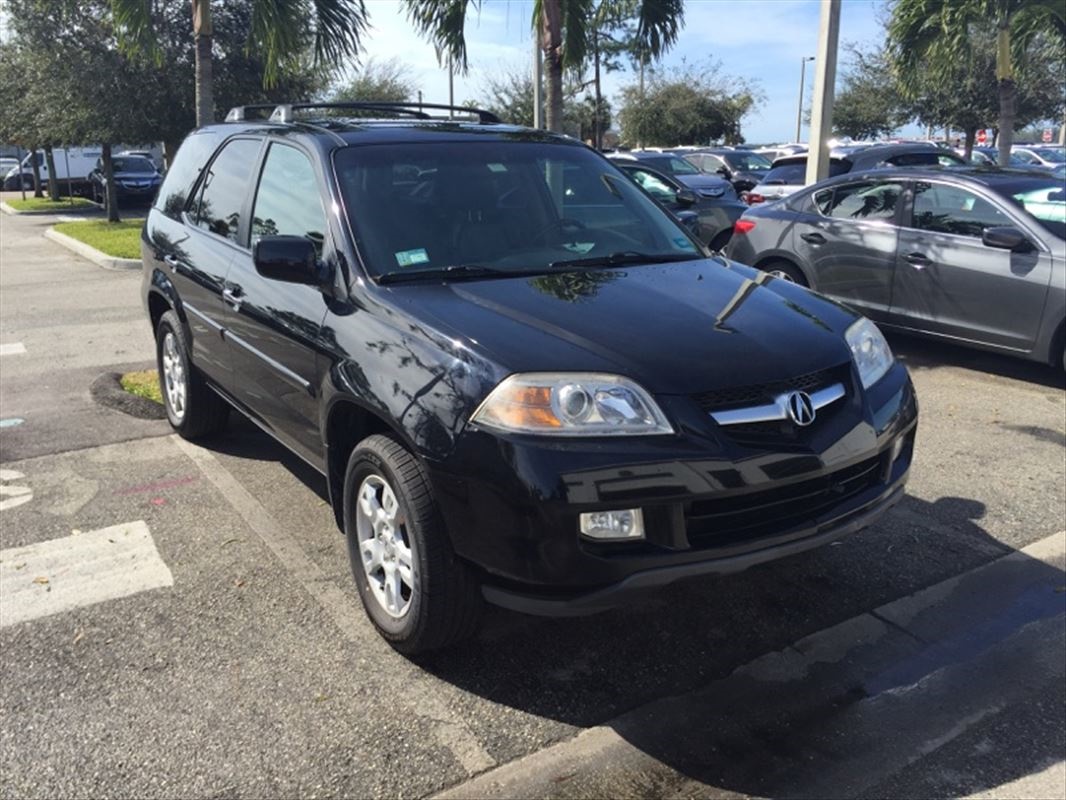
754 253 812 285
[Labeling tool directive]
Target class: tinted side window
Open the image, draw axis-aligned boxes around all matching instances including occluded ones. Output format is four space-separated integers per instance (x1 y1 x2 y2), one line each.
626 168 677 203
193 138 261 242
819 181 902 221
911 182 1012 238
155 130 222 220
251 144 327 252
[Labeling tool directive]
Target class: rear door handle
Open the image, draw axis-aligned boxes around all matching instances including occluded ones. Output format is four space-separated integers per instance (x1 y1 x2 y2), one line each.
222 287 243 310
800 232 826 245
905 252 932 269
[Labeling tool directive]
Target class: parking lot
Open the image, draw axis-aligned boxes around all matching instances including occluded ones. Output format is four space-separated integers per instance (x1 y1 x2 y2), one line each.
1 202 1064 798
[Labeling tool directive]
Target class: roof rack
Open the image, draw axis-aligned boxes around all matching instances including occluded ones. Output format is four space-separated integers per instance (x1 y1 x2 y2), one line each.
223 102 501 125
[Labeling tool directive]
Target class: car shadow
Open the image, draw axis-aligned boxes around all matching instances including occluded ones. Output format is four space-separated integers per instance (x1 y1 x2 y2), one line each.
886 330 1065 389
195 418 1063 797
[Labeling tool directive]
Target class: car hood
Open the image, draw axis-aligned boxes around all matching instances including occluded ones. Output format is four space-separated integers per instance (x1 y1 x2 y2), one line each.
114 171 160 179
390 260 856 396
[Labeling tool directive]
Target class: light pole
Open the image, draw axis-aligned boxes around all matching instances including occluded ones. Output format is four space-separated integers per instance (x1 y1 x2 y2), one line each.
795 56 815 143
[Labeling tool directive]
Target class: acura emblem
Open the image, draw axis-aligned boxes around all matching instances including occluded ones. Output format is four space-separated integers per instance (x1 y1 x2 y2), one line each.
786 391 816 426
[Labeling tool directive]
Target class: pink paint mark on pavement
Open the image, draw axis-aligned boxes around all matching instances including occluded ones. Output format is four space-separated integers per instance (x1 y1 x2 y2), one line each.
115 476 199 496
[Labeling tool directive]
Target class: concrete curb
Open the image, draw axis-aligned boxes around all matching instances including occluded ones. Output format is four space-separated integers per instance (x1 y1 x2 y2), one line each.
1 200 97 216
44 226 141 270
90 372 166 420
433 530 1066 800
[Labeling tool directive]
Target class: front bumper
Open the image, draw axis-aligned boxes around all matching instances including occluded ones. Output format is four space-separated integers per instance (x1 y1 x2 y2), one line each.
427 362 917 616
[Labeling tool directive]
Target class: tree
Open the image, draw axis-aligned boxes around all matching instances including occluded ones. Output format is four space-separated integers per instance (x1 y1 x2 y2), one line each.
403 0 684 133
832 45 911 140
617 60 760 146
475 65 609 141
888 0 1066 164
110 0 369 127
332 58 416 103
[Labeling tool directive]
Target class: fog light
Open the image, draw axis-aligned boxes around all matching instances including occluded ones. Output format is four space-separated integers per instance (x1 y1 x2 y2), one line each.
579 509 645 541
891 434 906 462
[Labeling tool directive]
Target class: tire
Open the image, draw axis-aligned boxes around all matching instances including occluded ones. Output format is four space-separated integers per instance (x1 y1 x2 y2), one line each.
155 310 229 439
761 259 808 286
344 433 482 654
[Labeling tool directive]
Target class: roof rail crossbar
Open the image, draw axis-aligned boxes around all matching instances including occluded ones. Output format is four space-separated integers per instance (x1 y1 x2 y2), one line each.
267 101 501 125
224 104 279 122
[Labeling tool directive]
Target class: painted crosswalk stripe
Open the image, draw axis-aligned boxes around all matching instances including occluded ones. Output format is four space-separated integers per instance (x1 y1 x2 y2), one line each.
0 343 26 356
0 521 173 627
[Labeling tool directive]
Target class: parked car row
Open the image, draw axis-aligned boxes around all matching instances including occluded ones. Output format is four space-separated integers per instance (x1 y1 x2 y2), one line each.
1 146 164 200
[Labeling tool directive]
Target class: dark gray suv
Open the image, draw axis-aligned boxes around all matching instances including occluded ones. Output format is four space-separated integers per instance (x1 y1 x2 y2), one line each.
726 167 1066 368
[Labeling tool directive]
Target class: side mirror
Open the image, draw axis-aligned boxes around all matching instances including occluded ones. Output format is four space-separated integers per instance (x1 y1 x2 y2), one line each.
253 235 322 285
715 167 730 177
676 188 699 207
674 209 700 236
981 226 1032 252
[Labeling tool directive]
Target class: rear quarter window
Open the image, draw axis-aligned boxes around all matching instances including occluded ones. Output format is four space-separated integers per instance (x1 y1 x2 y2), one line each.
155 130 223 220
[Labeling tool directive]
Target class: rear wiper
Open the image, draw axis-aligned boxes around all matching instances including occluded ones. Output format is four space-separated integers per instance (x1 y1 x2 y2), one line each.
549 251 702 269
377 264 541 284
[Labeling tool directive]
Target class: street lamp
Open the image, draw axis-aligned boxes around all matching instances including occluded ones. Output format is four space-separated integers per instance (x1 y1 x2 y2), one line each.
795 56 815 143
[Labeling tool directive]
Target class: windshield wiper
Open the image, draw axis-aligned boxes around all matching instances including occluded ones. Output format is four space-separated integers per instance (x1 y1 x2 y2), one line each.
549 251 702 269
377 264 544 285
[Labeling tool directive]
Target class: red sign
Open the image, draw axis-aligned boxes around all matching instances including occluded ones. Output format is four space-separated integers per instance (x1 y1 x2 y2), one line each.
976 129 987 144
1043 128 1053 143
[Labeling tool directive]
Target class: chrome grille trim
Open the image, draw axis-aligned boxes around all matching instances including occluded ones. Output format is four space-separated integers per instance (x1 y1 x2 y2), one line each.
710 382 845 426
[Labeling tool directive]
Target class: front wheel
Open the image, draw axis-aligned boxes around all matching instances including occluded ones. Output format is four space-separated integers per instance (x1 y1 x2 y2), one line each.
344 434 482 654
155 310 229 439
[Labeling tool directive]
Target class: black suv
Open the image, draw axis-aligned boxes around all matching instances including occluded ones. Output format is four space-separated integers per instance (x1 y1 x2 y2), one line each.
142 102 918 654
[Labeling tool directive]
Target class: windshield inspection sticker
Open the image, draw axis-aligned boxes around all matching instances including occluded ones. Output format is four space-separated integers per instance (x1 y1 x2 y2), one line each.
674 237 698 251
562 242 596 255
395 248 430 267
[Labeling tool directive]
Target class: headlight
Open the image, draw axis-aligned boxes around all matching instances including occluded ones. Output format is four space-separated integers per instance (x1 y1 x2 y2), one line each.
470 373 673 436
846 318 893 388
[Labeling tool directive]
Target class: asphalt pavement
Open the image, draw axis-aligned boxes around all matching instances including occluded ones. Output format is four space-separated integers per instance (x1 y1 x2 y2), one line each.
0 198 1063 799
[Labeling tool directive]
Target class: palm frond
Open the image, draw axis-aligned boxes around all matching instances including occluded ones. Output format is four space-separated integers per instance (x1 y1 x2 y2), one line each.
403 0 477 72
252 0 369 87
109 0 160 60
633 0 684 60
560 0 593 68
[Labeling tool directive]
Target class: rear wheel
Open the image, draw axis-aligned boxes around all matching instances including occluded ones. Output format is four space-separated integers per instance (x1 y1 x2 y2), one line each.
761 259 807 286
344 433 482 654
155 310 229 439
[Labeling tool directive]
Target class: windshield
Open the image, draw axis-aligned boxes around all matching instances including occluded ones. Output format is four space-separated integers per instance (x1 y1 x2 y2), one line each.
647 156 700 175
761 160 849 185
994 178 1066 240
725 152 771 172
1029 148 1065 163
334 142 703 281
112 157 156 173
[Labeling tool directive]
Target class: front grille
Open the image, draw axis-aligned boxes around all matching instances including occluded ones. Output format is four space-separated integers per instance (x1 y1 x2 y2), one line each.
684 454 883 549
693 367 835 412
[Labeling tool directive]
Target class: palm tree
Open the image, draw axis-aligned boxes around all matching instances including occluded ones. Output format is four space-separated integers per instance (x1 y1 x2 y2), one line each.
888 0 1065 165
403 0 684 134
111 0 370 127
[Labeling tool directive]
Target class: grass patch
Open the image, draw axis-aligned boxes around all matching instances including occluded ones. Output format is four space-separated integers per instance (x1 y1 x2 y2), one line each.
53 219 144 259
8 196 95 212
120 370 163 404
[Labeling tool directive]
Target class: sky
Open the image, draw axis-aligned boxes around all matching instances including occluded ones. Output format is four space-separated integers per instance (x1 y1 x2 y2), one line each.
348 0 894 144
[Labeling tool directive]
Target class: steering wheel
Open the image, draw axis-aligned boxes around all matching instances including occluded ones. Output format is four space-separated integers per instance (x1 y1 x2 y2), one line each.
530 217 588 244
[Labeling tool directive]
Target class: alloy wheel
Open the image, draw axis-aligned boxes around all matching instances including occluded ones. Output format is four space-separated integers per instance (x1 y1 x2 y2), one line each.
355 474 416 618
161 331 187 421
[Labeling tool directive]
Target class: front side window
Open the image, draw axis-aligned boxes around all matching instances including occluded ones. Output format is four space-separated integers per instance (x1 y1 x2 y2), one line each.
193 138 262 243
817 181 902 222
251 143 327 252
910 182 1012 238
334 142 700 280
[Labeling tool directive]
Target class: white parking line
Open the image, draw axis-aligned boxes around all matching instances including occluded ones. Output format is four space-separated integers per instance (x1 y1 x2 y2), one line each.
0 342 27 356
0 520 174 627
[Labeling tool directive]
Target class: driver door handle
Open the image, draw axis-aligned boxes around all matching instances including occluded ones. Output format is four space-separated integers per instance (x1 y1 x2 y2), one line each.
905 252 932 269
800 232 826 245
162 254 180 271
222 286 243 310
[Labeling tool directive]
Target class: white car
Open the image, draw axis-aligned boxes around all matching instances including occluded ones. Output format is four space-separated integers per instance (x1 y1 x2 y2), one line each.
1010 146 1065 170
